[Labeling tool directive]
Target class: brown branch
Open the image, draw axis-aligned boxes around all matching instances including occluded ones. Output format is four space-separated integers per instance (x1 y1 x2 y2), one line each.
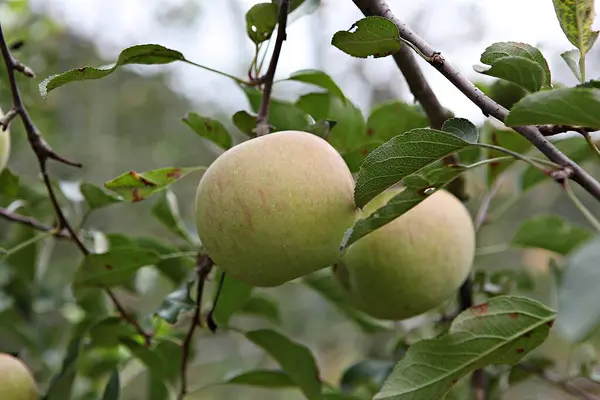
538 124 597 137
0 207 71 238
255 0 290 137
350 0 600 202
178 254 214 400
0 21 151 344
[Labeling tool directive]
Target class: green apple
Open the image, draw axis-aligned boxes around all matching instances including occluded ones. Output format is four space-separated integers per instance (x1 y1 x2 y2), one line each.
0 353 37 400
0 107 11 174
195 130 357 287
334 188 476 320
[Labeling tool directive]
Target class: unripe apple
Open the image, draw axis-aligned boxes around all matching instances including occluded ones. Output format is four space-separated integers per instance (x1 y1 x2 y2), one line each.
195 130 357 287
0 107 11 174
334 188 476 320
0 353 38 400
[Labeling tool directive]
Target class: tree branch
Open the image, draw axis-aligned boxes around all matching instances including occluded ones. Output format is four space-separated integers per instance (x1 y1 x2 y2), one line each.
350 0 600 202
255 0 290 137
0 207 70 239
178 254 214 400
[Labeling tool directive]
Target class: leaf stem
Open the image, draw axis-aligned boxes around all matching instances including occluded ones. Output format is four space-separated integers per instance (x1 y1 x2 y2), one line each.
564 182 600 233
478 143 557 171
0 231 54 261
184 60 251 85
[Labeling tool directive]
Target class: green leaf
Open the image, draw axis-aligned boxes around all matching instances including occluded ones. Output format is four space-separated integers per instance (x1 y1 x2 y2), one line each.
101 370 120 400
239 295 281 325
553 0 599 56
40 44 187 98
366 101 429 143
478 42 552 88
484 129 532 186
211 273 253 326
80 182 123 211
121 337 165 377
303 273 389 333
332 16 402 58
0 168 19 199
243 86 311 131
74 248 161 287
474 56 545 92
512 215 593 255
182 112 232 150
151 189 195 243
43 336 84 400
485 80 528 110
232 110 258 136
104 166 205 202
441 117 479 142
555 237 600 342
155 281 195 324
226 369 295 388
561 49 583 82
285 69 346 101
343 166 466 249
153 339 183 384
505 88 600 129
340 360 395 395
374 296 557 400
245 329 322 399
353 120 477 208
246 2 279 44
89 317 138 348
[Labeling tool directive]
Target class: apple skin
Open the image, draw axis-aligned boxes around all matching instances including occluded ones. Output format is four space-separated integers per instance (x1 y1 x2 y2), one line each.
195 130 358 287
0 353 38 400
0 107 10 174
334 188 476 320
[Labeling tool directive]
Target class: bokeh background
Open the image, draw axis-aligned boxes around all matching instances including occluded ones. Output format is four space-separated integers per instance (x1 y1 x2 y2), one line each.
1 0 600 399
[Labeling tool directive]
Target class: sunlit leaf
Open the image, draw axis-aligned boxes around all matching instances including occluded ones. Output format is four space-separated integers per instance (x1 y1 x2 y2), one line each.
553 0 599 56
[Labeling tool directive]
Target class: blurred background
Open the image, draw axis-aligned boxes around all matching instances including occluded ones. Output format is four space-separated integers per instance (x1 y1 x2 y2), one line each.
1 0 600 399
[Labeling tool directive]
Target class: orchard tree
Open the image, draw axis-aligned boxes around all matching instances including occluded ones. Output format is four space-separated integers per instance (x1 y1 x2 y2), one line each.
1 0 600 399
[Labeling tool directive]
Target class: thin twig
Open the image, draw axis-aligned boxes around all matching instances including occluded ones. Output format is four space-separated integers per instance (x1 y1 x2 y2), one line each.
538 124 597 137
350 0 600 202
0 207 71 238
206 271 227 333
255 0 290 136
474 176 506 232
0 21 151 344
517 363 600 400
179 254 214 400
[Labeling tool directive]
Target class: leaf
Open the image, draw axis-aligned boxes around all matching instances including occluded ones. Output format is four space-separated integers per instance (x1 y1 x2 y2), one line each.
332 16 402 58
211 273 253 326
474 56 545 93
80 182 123 211
512 215 594 255
340 359 395 395
151 189 195 243
104 166 205 202
478 42 552 88
232 110 257 136
40 44 187 97
353 121 477 208
366 101 429 142
246 2 279 44
343 166 466 249
553 0 599 56
243 86 311 131
374 296 557 400
555 237 600 342
245 329 322 399
561 49 583 82
89 317 138 348
505 88 600 129
101 370 120 400
226 369 295 388
285 69 346 102
0 168 19 198
441 118 479 142
43 336 84 400
155 281 195 324
485 129 532 186
74 248 161 287
303 273 389 333
182 112 232 150
121 337 165 377
239 295 282 325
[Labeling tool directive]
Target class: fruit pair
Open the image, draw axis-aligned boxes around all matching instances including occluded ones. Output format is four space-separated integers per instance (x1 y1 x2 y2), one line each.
195 130 476 320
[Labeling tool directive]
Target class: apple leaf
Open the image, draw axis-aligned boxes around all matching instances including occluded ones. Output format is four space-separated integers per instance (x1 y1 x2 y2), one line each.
332 16 402 58
561 49 583 82
155 281 195 324
101 370 120 400
505 88 600 128
512 215 594 255
353 118 478 208
211 272 254 326
553 0 599 57
285 69 346 102
374 296 557 400
246 2 278 44
40 44 187 98
151 189 196 244
226 370 295 388
478 42 552 88
365 100 429 144
232 110 258 136
80 182 123 211
104 166 205 202
243 86 311 132
239 295 282 325
245 329 322 400
474 56 545 93
485 129 532 186
43 336 85 400
182 112 232 150
555 237 600 343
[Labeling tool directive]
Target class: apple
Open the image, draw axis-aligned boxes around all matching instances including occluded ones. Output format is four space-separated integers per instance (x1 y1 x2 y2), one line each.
334 187 476 320
0 107 11 174
195 130 357 287
0 353 37 400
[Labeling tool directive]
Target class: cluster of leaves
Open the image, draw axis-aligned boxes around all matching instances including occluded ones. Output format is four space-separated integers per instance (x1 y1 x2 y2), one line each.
2 0 600 399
